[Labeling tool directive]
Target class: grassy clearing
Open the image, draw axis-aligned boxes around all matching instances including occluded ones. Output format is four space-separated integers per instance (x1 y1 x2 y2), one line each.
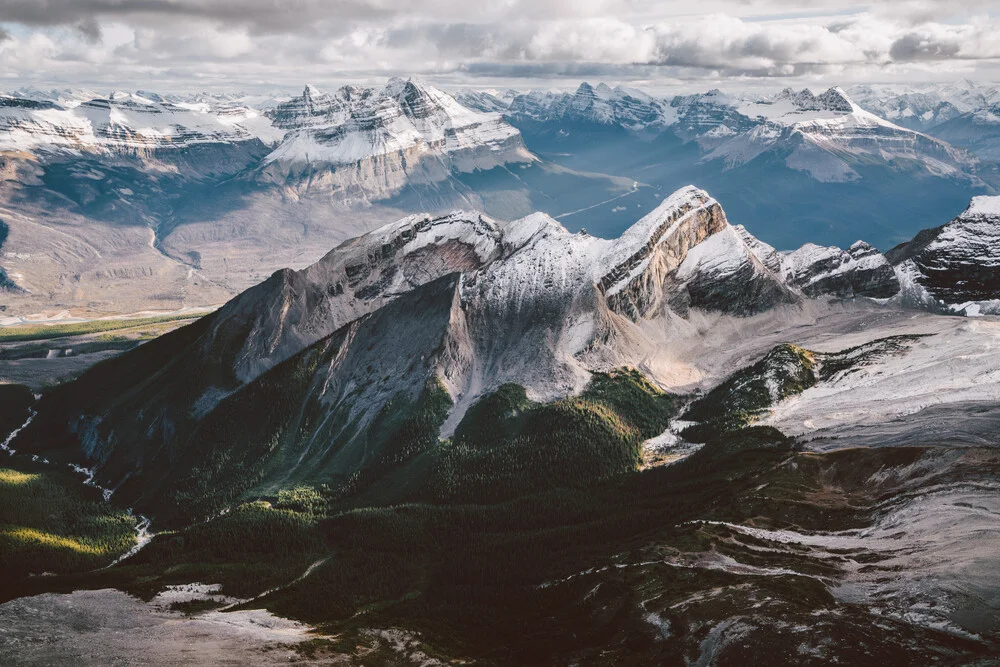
0 313 206 343
0 463 137 581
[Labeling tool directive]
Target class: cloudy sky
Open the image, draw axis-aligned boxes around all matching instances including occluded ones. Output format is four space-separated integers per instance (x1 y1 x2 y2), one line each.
0 0 998 93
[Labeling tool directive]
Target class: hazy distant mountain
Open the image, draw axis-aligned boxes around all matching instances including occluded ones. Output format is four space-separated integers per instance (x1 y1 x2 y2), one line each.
458 82 993 251
928 103 1000 162
848 80 1000 131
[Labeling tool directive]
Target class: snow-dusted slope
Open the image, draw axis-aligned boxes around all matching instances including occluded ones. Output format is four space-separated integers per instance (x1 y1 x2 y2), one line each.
259 79 532 199
888 195 1000 315
202 184 910 396
0 91 279 154
700 87 977 182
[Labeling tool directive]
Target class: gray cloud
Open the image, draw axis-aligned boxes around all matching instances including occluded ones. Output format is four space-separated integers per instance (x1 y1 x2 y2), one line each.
75 17 102 43
0 1 998 90
890 33 962 61
0 0 394 34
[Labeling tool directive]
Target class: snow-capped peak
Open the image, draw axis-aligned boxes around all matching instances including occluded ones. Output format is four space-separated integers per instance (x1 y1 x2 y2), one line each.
817 87 855 113
964 195 1000 218
261 78 529 170
500 212 569 252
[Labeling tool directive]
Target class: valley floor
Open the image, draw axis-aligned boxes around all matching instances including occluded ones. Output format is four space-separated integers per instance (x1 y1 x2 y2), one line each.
1 307 999 665
0 311 209 389
0 589 313 667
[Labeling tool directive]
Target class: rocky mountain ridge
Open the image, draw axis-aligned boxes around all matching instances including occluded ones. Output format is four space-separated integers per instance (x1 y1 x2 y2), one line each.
19 184 915 520
848 80 1000 131
466 82 979 184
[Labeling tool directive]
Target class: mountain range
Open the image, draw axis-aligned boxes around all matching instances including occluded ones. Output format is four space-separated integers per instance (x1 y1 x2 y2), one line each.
458 82 996 250
3 178 1000 662
0 79 642 318
0 78 996 322
19 185 1000 521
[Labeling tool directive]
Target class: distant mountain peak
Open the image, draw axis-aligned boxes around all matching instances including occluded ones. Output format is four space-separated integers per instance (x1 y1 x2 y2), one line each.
260 79 531 198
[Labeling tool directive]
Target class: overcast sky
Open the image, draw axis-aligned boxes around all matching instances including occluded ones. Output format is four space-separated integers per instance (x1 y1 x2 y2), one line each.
1 0 998 93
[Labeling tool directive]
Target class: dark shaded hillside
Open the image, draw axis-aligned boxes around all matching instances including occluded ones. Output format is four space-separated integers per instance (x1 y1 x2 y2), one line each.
22 275 467 525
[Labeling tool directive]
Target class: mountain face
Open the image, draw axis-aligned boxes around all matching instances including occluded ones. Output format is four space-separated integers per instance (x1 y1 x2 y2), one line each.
708 87 973 183
258 79 533 201
23 185 906 522
461 82 992 250
888 195 1000 315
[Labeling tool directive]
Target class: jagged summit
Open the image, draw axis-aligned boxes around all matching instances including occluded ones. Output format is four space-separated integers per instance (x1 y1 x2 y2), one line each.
964 195 1000 218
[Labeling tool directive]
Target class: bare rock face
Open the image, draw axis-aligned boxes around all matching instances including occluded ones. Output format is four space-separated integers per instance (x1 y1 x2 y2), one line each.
506 82 673 132
600 190 796 318
888 196 1000 314
784 241 900 299
669 225 799 316
213 210 503 383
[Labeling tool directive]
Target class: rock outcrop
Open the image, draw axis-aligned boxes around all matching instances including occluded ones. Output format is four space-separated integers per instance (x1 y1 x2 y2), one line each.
888 196 1000 314
784 241 900 299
